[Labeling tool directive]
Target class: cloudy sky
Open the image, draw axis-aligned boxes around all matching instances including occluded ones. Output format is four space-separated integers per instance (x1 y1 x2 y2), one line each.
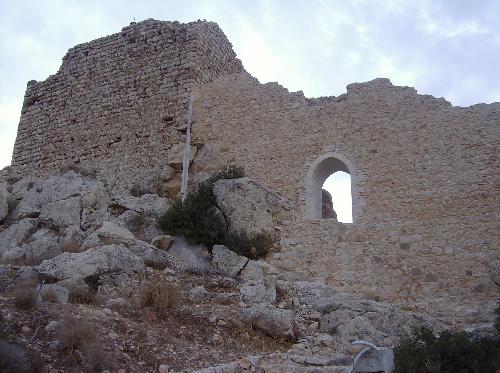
1 0 499 221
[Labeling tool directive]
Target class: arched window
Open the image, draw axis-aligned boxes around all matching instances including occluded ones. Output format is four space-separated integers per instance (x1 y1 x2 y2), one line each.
305 152 357 222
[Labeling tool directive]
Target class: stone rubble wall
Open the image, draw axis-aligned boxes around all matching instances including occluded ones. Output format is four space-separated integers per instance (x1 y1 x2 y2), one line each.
11 19 242 192
270 219 497 326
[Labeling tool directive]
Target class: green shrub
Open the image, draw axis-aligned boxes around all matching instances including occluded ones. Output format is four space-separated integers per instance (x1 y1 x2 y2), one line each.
158 165 273 258
207 165 245 183
158 181 227 247
225 230 273 260
394 326 500 373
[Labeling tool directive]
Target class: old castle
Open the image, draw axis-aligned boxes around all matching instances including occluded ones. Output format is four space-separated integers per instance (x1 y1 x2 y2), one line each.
9 19 499 324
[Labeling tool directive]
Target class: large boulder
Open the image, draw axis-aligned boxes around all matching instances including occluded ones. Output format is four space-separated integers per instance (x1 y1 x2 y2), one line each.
315 293 439 348
213 177 293 236
1 237 60 265
11 171 110 229
81 221 136 250
0 218 38 251
111 194 170 219
128 242 174 269
36 244 144 280
240 304 298 340
212 245 249 277
168 236 213 272
0 183 8 222
112 210 163 243
39 196 81 227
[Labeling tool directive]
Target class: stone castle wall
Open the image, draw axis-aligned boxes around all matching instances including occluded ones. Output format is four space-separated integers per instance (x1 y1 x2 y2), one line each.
191 73 499 323
10 20 500 323
12 19 242 191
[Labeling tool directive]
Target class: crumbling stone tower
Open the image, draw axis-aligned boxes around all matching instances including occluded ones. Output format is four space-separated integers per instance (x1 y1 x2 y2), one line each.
12 19 243 189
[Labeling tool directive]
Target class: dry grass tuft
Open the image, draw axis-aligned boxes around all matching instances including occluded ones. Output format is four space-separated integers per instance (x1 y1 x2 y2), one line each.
56 317 97 353
69 288 98 305
0 340 44 373
56 316 109 371
12 283 37 310
139 273 180 318
60 240 81 253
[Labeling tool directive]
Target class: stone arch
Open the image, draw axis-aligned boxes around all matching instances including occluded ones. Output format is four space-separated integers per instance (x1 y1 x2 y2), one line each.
305 151 359 222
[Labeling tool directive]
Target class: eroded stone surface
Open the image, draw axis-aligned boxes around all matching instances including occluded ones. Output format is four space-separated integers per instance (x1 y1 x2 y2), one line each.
36 244 144 280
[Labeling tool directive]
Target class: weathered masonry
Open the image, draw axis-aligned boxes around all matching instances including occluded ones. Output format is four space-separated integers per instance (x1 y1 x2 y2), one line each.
10 19 500 325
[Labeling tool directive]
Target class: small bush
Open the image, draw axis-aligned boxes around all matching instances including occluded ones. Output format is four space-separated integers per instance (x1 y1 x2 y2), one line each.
225 230 273 260
57 317 97 353
13 284 37 310
159 181 226 247
395 326 500 373
159 165 273 258
0 340 44 373
139 274 179 318
206 165 245 183
69 288 98 305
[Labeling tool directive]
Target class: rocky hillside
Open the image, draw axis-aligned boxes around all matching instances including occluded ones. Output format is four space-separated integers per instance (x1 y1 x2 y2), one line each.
0 169 480 372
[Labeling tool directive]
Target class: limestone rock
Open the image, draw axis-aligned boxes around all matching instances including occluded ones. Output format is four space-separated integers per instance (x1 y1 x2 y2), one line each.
151 235 174 251
113 194 170 219
354 347 395 373
0 218 38 251
1 238 60 265
212 245 248 277
164 176 182 198
38 283 69 304
189 285 208 302
11 171 110 230
128 242 173 269
131 164 176 197
14 266 39 282
59 225 85 253
240 260 279 282
40 196 81 227
167 143 197 170
10 176 40 201
0 183 8 221
80 181 111 230
191 145 225 174
105 297 130 309
112 210 162 243
213 177 292 236
81 221 136 250
168 236 213 272
316 293 438 348
37 244 144 280
240 304 297 340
